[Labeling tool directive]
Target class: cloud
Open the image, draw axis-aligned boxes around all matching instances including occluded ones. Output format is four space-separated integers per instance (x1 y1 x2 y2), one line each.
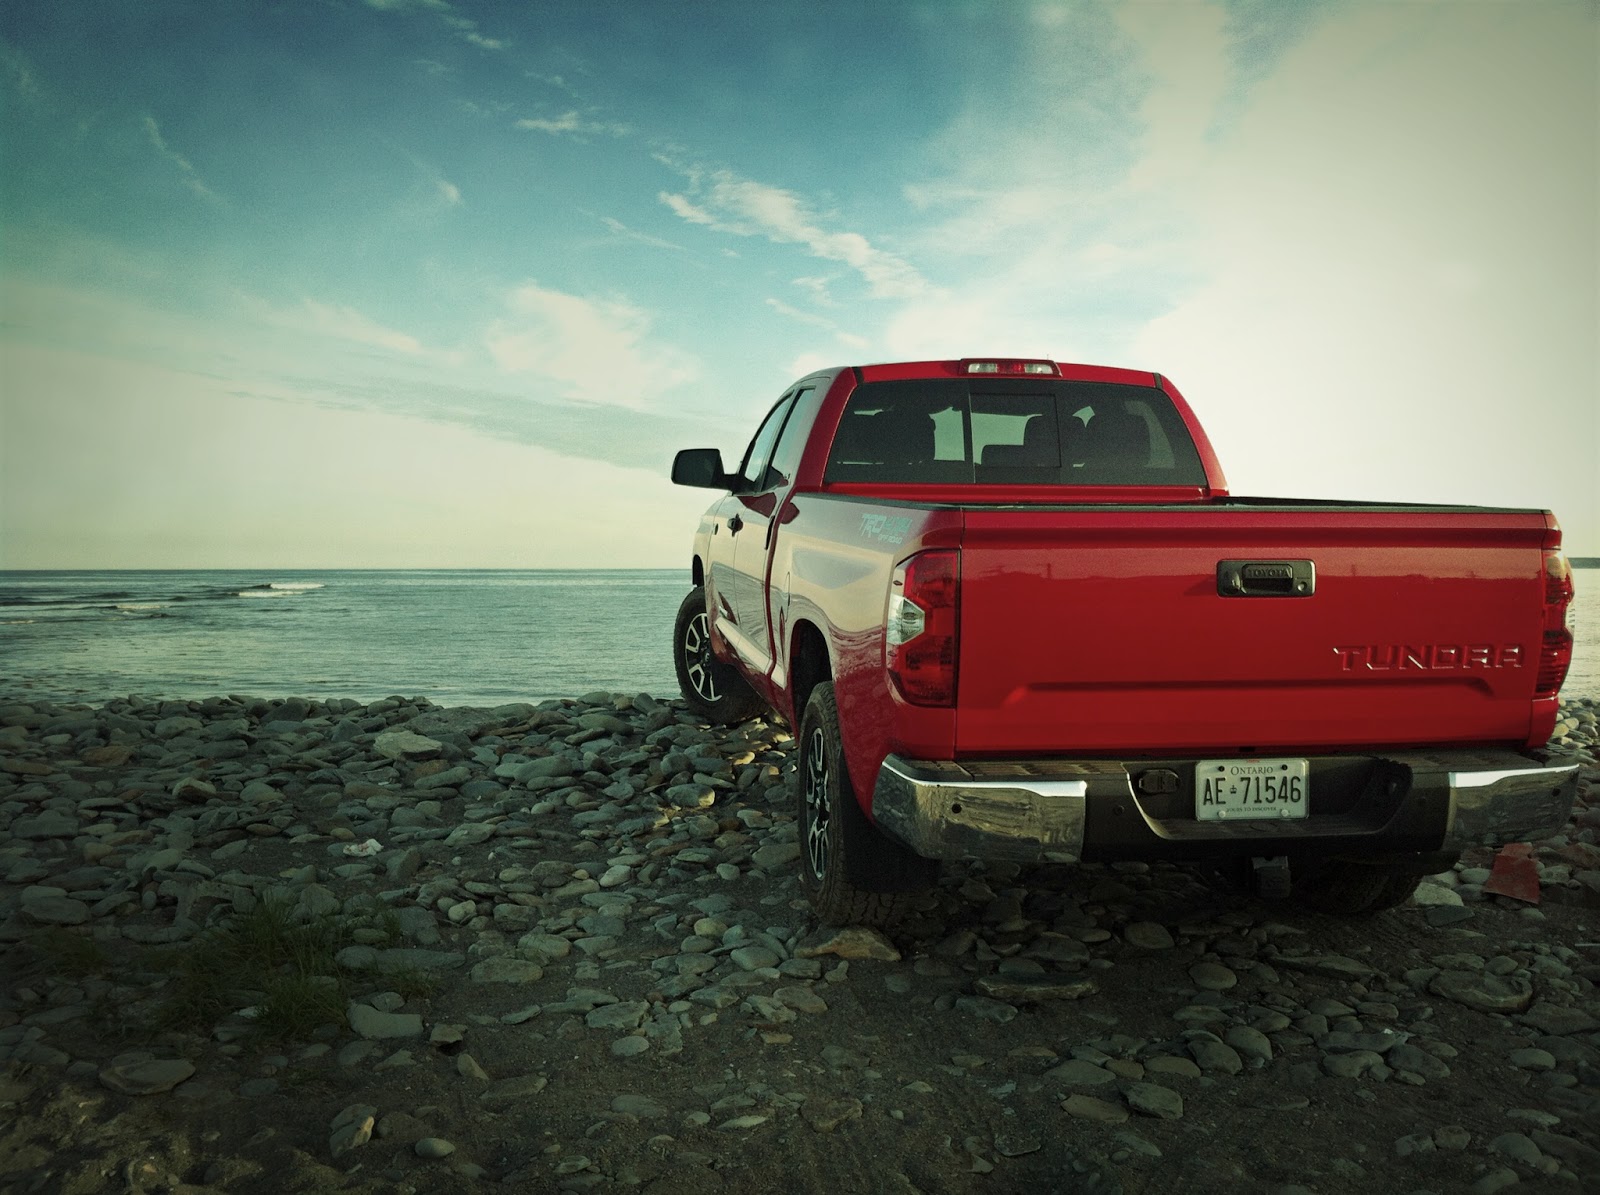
791 276 836 307
363 0 506 52
764 298 869 349
598 216 682 252
241 295 435 358
436 179 461 206
1 41 40 102
515 112 631 138
298 300 424 356
658 191 718 226
659 166 932 300
141 116 219 203
484 281 699 408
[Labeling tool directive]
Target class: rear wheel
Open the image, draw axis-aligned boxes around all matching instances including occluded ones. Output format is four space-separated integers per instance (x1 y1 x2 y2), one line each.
1293 861 1430 916
673 587 763 724
797 682 935 927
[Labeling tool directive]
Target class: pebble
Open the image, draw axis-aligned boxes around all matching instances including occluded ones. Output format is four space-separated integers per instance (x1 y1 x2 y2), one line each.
97 1056 195 1096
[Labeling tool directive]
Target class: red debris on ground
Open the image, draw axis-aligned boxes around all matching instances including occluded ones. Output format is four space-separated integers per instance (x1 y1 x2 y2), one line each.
1482 842 1542 904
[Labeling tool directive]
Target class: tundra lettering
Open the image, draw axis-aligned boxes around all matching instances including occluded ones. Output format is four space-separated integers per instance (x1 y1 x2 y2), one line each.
1334 644 1526 671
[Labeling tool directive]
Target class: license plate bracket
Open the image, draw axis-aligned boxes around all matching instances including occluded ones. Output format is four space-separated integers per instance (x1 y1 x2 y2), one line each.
1195 758 1310 821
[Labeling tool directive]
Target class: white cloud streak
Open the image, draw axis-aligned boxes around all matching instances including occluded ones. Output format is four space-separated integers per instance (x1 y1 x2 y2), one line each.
363 0 506 52
516 112 631 138
764 298 869 349
484 281 699 408
141 116 219 202
659 167 932 300
598 216 682 252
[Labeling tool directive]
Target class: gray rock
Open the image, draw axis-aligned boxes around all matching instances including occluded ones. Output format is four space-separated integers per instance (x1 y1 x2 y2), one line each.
1123 922 1175 950
1189 962 1237 991
1519 1002 1599 1036
329 1103 377 1157
1488 1132 1543 1167
1274 954 1377 981
11 812 80 839
1123 1082 1183 1120
374 731 443 760
347 1004 424 1040
1044 1060 1118 1087
1224 1026 1274 1065
1322 1050 1385 1079
585 1002 649 1031
1061 1094 1129 1123
98 1057 195 1096
1428 970 1535 1013
21 895 90 925
445 823 496 847
1189 1039 1244 1075
470 958 543 984
611 1094 668 1118
973 976 1096 1003
954 996 1017 1024
1388 1044 1450 1081
729 946 780 971
750 842 801 870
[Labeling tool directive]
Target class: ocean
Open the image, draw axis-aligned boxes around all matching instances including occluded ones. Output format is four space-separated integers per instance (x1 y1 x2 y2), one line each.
0 570 688 707
1 567 1597 708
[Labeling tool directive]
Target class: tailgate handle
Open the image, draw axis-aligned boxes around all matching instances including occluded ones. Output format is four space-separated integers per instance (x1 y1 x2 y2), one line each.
1217 559 1315 597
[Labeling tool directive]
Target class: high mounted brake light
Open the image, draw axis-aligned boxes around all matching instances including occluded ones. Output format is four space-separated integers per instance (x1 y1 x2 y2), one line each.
1536 549 1575 698
886 549 960 706
960 359 1059 376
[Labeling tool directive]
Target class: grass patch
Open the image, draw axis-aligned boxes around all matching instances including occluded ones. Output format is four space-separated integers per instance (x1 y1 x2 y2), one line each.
383 964 443 1001
20 928 113 979
151 896 356 1045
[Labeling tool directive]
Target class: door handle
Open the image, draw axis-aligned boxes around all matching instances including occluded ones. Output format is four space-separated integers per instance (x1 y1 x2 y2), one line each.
728 515 744 534
1216 560 1315 597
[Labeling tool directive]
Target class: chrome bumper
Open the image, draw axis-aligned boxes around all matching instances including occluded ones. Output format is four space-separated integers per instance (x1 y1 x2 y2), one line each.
1412 752 1582 851
871 751 1581 864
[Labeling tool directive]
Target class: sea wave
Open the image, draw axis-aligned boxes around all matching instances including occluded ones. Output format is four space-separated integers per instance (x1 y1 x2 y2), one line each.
236 582 325 599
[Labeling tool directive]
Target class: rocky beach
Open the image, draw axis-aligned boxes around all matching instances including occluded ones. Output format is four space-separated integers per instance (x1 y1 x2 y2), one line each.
1 692 1597 1195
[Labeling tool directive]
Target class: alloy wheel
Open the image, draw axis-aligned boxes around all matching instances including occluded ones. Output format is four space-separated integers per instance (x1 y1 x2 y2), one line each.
682 611 721 703
804 725 832 879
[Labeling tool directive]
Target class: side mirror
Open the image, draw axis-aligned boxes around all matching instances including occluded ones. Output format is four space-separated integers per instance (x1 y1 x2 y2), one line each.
671 448 730 489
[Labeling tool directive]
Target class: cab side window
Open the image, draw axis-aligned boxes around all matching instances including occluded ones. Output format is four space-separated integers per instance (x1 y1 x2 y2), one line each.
735 395 796 494
763 386 816 491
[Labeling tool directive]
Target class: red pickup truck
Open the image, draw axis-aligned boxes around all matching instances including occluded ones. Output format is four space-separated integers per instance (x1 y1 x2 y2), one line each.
670 358 1580 926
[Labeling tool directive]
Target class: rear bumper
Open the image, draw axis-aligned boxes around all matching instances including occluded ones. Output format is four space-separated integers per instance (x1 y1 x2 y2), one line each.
870 750 1580 865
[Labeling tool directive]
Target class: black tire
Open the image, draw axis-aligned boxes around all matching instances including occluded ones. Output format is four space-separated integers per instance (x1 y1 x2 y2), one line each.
797 682 936 927
673 586 764 724
1293 862 1427 916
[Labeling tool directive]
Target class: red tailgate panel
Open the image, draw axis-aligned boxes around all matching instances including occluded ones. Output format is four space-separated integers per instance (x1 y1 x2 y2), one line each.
955 508 1547 757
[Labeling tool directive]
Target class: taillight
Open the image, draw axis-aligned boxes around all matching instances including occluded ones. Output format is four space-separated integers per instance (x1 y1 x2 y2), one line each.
886 549 960 706
1536 550 1574 697
960 359 1059 376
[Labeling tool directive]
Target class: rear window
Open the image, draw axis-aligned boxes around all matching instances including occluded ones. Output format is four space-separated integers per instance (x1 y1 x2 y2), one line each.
823 379 1207 486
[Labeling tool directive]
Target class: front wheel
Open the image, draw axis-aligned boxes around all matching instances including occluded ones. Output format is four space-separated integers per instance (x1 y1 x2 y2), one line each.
673 586 763 724
797 682 936 927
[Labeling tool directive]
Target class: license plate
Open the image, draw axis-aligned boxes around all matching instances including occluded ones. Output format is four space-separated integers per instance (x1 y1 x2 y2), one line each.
1195 758 1310 821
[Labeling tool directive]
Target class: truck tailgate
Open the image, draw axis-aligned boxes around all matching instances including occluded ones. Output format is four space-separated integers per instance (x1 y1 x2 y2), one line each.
955 505 1552 756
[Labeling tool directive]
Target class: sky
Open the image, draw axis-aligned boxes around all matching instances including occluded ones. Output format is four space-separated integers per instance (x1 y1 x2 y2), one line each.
1 0 1595 569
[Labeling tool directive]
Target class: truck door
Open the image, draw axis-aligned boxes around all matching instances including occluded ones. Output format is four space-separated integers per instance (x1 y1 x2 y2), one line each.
721 385 819 677
714 392 799 671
